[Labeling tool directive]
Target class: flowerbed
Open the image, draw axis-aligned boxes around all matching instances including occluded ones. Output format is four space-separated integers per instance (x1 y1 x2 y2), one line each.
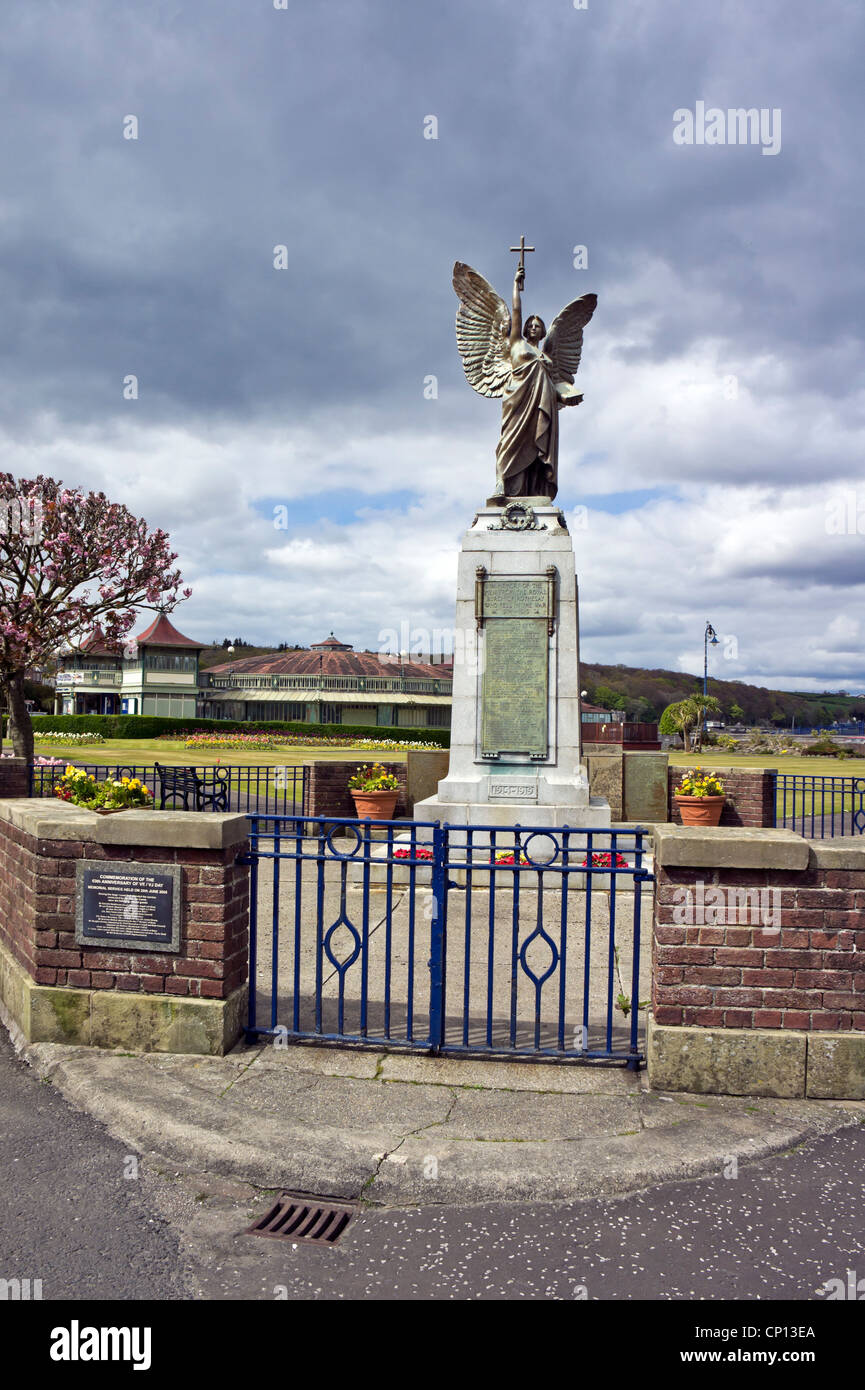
36 731 105 745
180 732 441 752
393 847 434 861
580 852 629 869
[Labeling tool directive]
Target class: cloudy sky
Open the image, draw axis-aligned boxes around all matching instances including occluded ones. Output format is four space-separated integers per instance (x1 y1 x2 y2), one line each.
3 0 864 692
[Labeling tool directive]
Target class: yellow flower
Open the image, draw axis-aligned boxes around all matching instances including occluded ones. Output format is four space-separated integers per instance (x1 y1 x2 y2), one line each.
121 776 130 785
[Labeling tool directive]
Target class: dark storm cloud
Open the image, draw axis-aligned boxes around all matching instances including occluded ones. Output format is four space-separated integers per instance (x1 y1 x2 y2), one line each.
2 0 863 681
2 0 863 429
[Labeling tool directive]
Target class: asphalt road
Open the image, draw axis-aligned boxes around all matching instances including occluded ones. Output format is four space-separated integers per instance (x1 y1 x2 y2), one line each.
0 1030 192 1302
186 1124 865 1303
1 1027 863 1305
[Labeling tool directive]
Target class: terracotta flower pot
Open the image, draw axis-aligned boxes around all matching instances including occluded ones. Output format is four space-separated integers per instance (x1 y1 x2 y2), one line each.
674 794 726 827
350 789 399 820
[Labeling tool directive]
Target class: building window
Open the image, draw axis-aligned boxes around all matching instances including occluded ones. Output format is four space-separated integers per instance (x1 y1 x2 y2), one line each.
426 706 450 728
149 694 196 717
144 653 196 672
320 704 341 725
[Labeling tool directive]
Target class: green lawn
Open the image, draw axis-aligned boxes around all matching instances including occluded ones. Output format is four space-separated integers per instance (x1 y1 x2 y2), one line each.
668 751 858 777
32 737 411 769
33 739 858 780
31 737 864 827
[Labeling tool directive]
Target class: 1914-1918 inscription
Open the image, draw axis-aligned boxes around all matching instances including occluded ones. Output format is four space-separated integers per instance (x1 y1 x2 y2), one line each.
480 578 550 757
74 860 181 953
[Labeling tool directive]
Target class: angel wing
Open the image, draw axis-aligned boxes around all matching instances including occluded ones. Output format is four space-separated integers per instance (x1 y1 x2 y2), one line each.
545 293 598 384
452 262 511 399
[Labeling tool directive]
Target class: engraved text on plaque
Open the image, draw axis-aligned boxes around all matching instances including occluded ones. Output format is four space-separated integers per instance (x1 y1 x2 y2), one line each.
75 860 181 953
480 578 551 757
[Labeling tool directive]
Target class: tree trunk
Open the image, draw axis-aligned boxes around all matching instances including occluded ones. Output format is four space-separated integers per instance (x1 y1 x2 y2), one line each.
7 674 34 764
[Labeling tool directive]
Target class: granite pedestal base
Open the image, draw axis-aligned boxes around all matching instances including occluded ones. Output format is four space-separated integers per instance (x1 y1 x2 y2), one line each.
415 497 611 839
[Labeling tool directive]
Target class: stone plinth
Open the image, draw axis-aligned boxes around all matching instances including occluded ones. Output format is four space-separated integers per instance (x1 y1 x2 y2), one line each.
0 800 249 1054
648 827 865 1098
415 500 610 834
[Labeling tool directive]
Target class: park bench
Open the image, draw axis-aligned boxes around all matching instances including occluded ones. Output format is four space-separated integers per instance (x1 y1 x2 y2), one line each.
154 762 230 812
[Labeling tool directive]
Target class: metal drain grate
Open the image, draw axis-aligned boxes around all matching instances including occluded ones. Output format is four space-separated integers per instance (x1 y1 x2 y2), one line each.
247 1193 356 1245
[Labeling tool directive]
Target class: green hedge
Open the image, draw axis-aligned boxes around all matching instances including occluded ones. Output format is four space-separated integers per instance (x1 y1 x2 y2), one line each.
21 713 450 748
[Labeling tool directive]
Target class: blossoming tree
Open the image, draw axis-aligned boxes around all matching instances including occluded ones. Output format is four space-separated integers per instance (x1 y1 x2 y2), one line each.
0 475 190 762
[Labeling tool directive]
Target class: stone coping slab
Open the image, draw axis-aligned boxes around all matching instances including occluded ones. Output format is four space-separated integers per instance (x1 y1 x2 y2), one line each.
0 798 249 849
808 837 865 870
652 823 809 870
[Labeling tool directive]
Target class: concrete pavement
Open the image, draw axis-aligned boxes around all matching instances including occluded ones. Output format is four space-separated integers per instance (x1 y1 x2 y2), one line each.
17 1033 864 1208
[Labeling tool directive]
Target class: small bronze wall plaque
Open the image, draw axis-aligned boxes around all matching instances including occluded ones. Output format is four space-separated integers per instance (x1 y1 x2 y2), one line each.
74 860 181 954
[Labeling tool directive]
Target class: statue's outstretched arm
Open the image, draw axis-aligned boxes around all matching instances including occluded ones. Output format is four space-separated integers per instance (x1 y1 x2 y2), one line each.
508 267 524 346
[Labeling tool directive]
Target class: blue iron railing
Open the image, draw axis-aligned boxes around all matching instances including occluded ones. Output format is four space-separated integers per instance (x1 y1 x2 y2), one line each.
30 762 309 818
242 815 651 1067
772 773 865 837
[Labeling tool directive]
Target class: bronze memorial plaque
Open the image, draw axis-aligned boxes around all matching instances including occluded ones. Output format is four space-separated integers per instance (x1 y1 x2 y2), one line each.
74 859 181 954
481 578 550 757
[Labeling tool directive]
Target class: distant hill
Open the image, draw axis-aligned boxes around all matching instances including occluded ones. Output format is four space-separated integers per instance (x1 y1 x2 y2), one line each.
581 662 865 729
199 643 304 671
199 643 862 729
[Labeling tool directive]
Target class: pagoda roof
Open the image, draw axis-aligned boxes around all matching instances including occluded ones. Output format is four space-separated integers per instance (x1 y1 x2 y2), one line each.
133 613 203 650
207 648 452 680
74 628 116 658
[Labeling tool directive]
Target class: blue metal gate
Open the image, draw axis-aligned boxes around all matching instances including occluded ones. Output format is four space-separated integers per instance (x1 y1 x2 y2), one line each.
772 773 865 837
242 816 652 1067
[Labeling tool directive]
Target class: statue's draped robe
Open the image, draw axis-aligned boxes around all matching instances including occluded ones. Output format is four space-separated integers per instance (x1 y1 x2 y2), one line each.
495 346 559 500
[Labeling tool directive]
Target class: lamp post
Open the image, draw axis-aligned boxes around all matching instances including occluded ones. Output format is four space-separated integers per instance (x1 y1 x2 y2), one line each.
703 621 719 743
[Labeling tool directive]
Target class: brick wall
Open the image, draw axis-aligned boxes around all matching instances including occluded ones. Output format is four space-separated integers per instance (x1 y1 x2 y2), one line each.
0 757 30 799
652 854 865 1032
307 760 409 820
0 817 249 1001
668 766 775 827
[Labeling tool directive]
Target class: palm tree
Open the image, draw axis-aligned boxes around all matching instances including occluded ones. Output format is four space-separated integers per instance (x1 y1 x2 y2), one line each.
689 694 722 752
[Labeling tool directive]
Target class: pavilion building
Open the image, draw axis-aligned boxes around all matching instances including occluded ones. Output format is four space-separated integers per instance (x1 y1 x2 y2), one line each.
54 614 203 719
198 635 453 729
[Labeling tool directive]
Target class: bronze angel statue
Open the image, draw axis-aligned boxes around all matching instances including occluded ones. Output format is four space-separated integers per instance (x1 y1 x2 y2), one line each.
453 256 597 502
